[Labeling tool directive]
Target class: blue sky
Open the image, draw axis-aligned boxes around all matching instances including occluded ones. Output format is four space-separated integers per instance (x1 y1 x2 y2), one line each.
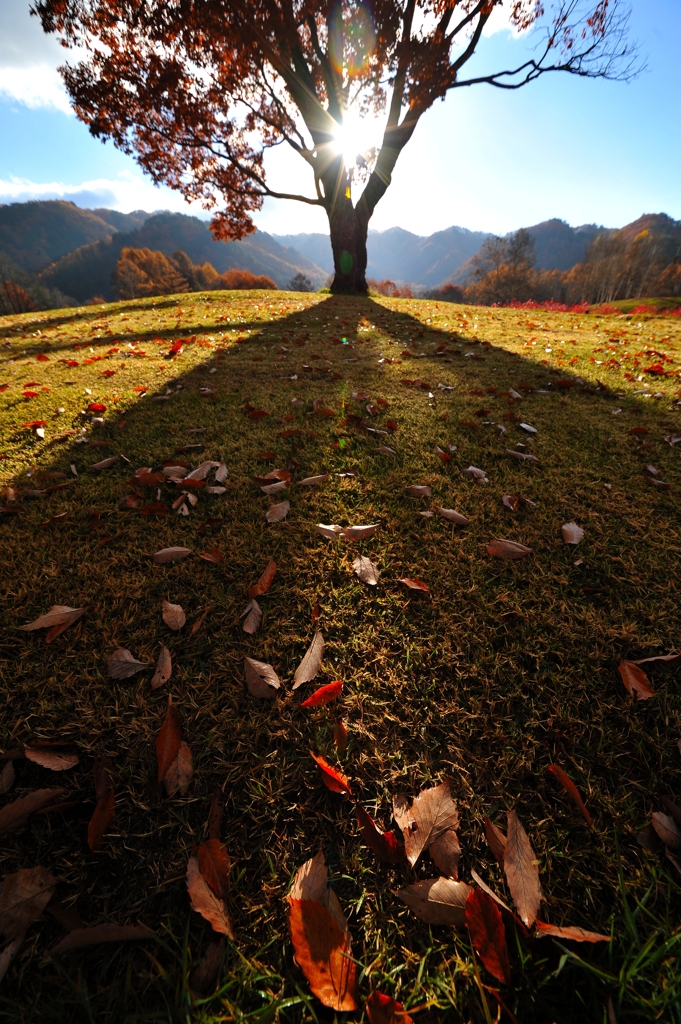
0 0 679 237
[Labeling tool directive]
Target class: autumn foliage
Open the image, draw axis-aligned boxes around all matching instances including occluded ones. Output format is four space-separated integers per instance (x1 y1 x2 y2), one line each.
112 247 276 299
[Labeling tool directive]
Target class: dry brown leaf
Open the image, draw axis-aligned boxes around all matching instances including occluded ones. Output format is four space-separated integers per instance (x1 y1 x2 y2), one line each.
484 818 507 868
0 762 15 795
190 609 210 636
506 449 539 462
397 877 471 926
88 789 115 853
437 508 469 525
502 494 519 511
462 465 488 483
651 811 681 850
561 521 584 545
534 920 610 942
156 701 183 785
405 485 432 497
503 810 543 927
632 652 681 666
162 599 186 631
152 546 192 564
353 555 379 585
186 855 235 938
393 780 459 866
51 923 155 955
398 577 429 591
469 869 513 915
292 632 325 690
215 462 228 483
487 539 533 560
91 457 118 470
261 480 287 495
429 828 461 879
198 547 224 564
198 839 231 900
317 523 344 540
152 646 172 689
107 648 151 679
342 523 379 541
244 657 281 699
248 559 277 600
0 788 66 835
242 598 263 635
20 605 85 633
190 936 226 995
164 741 193 797
298 474 328 486
618 660 654 700
266 500 290 522
0 866 56 941
24 747 78 771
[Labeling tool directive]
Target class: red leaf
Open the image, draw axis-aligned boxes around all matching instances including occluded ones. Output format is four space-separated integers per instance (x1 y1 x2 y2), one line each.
618 660 654 700
628 426 648 436
87 403 106 413
465 889 511 985
248 409 268 420
547 765 592 825
366 990 413 1023
301 680 343 708
248 558 276 599
534 920 610 942
333 720 348 752
156 702 183 785
310 752 352 795
199 547 224 564
138 502 168 516
398 578 429 591
197 838 230 899
356 805 405 864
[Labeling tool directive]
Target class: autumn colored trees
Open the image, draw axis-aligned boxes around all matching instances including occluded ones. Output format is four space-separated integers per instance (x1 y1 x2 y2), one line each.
36 0 637 294
112 248 276 299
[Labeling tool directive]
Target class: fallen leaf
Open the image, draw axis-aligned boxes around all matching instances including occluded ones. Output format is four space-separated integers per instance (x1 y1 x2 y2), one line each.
0 762 15 795
651 811 681 850
632 652 681 666
310 752 352 795
40 512 68 527
198 838 231 900
519 422 537 434
51 924 155 955
397 877 471 926
91 457 118 470
465 888 511 985
301 680 343 707
463 465 488 483
618 660 654 700
208 786 225 839
354 554 379 585
24 747 78 771
198 547 224 564
187 854 235 937
366 990 414 1024
486 539 533 560
470 869 513 915
342 523 379 541
287 854 358 1011
152 646 172 689
502 494 519 512
248 559 277 599
88 782 115 854
547 765 592 825
266 500 290 522
0 866 56 941
437 508 469 525
561 522 584 545
503 810 543 927
393 780 459 866
375 445 396 455
242 598 263 635
534 920 610 942
293 632 325 689
298 474 328 486
156 702 182 785
429 828 461 879
244 657 281 699
398 578 429 591
152 546 192 563
334 720 348 752
164 740 193 796
20 605 86 635
261 480 287 495
107 648 151 679
405 485 431 498
0 788 66 835
318 523 344 540
356 805 405 864
190 937 226 995
162 599 186 631
190 609 210 636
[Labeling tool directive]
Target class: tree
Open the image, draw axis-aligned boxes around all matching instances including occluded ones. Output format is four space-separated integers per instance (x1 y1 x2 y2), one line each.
290 272 314 291
466 227 536 302
36 0 637 295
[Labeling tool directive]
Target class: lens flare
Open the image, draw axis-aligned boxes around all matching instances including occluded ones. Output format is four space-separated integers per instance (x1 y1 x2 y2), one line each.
329 2 377 79
332 109 383 170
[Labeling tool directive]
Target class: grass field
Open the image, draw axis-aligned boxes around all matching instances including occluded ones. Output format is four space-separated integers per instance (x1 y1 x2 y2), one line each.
0 290 680 1024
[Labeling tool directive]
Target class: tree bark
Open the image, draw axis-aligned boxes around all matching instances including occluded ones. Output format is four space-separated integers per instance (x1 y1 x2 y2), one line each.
328 196 369 295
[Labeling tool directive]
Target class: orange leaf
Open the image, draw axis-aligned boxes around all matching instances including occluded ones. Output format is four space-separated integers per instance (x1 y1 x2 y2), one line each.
618 660 654 700
547 765 592 825
198 838 231 899
398 578 429 591
310 752 352 795
156 702 182 785
534 920 610 942
366 990 413 1023
465 889 511 985
248 558 277 599
333 720 348 752
186 856 234 938
287 899 358 1011
356 805 405 864
301 680 343 708
199 547 224 564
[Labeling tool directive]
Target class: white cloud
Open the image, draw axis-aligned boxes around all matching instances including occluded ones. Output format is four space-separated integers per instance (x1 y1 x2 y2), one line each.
0 0 73 111
0 172 210 217
0 64 72 113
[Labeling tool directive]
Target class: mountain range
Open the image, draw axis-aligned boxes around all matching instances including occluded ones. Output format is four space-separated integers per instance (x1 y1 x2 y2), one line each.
0 199 675 304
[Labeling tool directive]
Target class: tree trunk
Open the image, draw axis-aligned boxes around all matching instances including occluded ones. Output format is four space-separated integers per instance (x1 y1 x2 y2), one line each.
328 198 369 295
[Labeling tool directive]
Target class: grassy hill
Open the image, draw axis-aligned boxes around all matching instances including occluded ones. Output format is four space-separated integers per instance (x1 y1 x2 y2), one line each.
0 292 680 1022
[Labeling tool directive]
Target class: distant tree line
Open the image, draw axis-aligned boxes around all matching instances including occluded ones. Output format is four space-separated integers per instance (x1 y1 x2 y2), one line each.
461 225 681 307
0 253 72 316
112 247 276 299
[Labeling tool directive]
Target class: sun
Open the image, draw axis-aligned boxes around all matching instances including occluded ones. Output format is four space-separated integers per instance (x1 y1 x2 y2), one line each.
332 110 383 170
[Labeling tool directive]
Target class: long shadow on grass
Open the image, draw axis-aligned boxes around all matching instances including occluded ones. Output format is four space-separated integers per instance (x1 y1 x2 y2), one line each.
1 292 681 1023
